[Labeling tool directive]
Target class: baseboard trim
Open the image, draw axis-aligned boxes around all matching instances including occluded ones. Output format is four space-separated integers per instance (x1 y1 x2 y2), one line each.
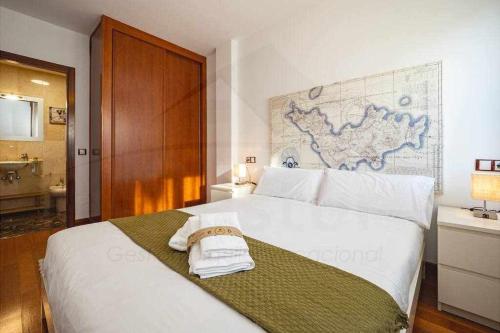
75 218 91 226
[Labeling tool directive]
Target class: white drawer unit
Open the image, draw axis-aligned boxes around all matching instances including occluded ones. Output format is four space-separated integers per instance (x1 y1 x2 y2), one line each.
437 206 500 330
210 183 255 203
438 266 500 322
439 227 500 278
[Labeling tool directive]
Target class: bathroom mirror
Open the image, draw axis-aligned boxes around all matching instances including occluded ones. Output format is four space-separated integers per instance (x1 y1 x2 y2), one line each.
0 93 44 141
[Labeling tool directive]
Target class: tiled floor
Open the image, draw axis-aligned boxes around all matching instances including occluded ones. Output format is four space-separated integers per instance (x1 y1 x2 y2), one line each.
0 210 65 239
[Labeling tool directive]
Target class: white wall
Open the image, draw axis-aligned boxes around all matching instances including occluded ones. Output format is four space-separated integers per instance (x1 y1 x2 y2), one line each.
0 7 90 220
215 40 241 183
232 0 500 262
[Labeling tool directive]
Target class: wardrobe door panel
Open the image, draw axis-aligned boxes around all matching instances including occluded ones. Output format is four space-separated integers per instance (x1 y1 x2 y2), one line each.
164 51 202 209
112 32 165 218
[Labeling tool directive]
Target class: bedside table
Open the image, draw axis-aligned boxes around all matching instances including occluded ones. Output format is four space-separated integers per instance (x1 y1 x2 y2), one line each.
210 183 256 203
437 205 500 330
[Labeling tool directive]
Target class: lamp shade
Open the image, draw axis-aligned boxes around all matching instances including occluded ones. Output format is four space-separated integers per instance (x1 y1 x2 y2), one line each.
471 172 500 202
238 163 247 178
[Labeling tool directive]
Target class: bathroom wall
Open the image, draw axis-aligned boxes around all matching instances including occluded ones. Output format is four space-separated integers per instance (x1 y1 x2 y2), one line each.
0 62 67 211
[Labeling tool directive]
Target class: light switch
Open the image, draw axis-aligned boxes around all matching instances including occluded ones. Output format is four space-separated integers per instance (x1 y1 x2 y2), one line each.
478 160 491 171
475 159 500 172
78 148 87 156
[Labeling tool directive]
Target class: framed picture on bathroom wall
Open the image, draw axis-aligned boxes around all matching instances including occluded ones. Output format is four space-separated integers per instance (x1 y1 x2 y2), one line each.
49 107 67 125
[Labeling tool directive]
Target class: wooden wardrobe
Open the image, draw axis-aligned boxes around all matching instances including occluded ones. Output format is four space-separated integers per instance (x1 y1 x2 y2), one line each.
90 16 206 221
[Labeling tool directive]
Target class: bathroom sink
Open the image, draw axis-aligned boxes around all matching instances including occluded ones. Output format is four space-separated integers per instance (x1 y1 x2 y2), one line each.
0 160 29 171
0 159 43 171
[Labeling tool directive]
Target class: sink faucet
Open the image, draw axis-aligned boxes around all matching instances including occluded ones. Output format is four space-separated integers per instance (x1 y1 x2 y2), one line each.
1 171 21 183
20 153 29 161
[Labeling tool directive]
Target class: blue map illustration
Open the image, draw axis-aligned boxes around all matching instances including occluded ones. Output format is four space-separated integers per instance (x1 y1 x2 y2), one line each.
285 101 429 170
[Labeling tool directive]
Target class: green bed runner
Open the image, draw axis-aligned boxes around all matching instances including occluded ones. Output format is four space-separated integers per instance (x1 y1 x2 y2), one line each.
110 210 408 333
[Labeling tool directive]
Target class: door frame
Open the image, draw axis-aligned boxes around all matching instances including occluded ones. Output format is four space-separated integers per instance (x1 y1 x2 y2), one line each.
0 50 76 228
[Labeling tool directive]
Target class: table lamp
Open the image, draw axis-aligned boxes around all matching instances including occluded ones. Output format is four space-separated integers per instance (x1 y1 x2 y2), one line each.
235 163 247 185
471 171 500 220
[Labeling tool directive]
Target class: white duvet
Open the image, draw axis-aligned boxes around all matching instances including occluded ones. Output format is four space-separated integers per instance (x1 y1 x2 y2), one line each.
43 195 424 333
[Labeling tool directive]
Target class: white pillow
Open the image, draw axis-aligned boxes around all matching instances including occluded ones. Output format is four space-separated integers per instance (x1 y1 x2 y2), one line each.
317 169 435 229
254 167 324 203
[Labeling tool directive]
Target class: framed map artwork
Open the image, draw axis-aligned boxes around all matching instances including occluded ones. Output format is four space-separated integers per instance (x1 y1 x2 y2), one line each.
270 62 442 192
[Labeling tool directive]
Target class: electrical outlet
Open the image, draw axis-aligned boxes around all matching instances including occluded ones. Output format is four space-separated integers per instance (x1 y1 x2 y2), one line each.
495 160 500 171
246 156 256 163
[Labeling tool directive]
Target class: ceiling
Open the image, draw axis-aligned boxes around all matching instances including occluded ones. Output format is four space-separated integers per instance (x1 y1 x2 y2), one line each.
0 0 323 55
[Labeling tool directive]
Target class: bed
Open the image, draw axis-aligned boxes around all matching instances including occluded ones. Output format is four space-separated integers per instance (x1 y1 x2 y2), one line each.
41 193 425 333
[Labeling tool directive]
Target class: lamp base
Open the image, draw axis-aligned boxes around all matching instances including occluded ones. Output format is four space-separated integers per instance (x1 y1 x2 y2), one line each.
472 209 498 220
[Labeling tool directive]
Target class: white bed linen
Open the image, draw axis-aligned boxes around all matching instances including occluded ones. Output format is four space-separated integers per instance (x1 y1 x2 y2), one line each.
43 195 423 333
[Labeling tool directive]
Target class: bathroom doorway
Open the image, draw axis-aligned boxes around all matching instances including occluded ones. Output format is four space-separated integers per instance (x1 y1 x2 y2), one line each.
0 51 75 238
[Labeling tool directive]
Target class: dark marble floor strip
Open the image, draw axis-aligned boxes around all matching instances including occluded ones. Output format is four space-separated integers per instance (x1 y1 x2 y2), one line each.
0 210 65 239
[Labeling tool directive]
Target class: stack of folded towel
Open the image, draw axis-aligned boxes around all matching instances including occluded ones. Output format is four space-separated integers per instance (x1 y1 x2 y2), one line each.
169 212 255 279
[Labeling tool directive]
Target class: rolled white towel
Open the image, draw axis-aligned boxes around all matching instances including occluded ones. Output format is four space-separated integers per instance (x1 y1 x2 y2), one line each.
168 216 199 251
199 212 249 258
189 242 255 279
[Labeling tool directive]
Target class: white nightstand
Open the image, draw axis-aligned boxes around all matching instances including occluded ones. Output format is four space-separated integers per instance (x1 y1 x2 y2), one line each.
437 205 500 330
210 183 256 203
